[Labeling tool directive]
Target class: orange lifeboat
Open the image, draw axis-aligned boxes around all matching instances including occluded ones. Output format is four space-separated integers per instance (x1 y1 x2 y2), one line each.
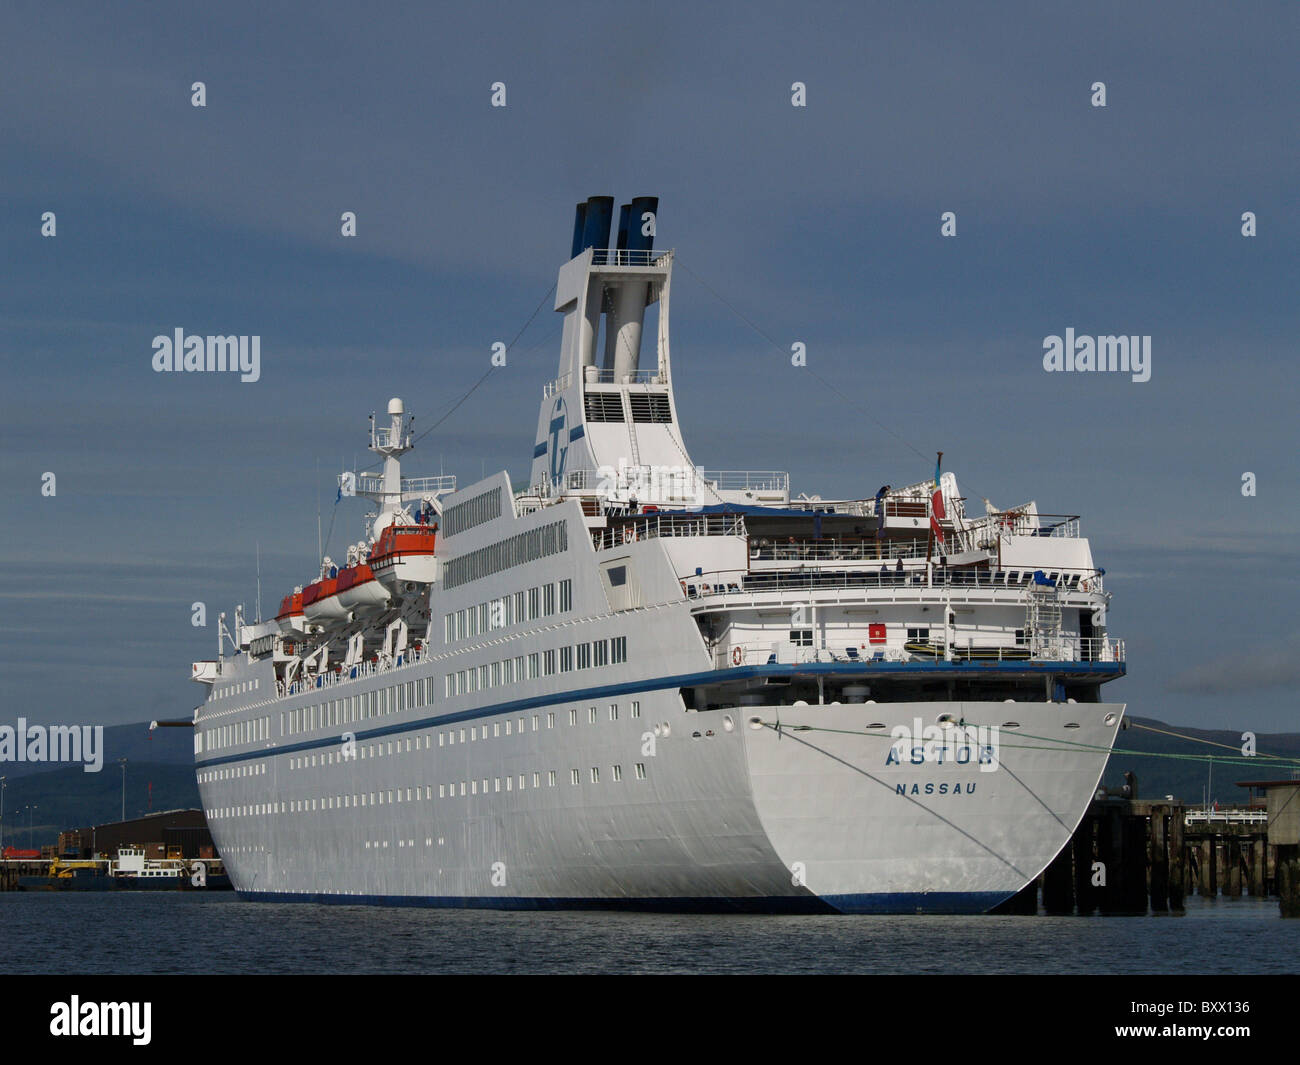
275 591 305 634
369 522 439 589
302 576 349 623
336 563 391 611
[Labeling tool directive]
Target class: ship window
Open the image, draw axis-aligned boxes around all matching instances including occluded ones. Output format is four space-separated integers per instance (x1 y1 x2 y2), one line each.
544 583 556 616
569 708 578 726
609 704 618 721
459 729 466 742
790 629 813 647
519 716 526 733
439 784 446 798
635 763 646 780
560 578 573 611
606 565 627 588
631 700 641 718
1015 629 1027 646
533 772 541 788
590 767 600 783
470 727 476 741
528 653 540 679
547 712 555 729
494 778 501 792
613 765 622 781
560 646 573 672
589 706 598 724
571 769 580 785
514 655 525 681
543 650 556 676
612 636 627 663
594 639 609 666
907 627 930 641
548 770 557 787
527 587 540 620
577 643 591 669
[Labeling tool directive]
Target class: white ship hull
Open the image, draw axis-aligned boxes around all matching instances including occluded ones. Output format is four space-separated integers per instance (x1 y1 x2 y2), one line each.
197 651 1122 912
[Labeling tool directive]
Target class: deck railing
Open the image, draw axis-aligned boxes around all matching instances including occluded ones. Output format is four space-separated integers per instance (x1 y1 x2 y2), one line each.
683 566 1105 598
592 512 747 551
590 248 672 267
716 635 1124 670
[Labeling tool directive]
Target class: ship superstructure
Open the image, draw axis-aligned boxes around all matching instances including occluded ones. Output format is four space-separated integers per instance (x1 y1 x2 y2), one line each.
190 196 1127 913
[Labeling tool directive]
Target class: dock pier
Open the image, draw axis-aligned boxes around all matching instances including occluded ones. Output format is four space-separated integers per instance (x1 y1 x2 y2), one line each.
994 780 1300 916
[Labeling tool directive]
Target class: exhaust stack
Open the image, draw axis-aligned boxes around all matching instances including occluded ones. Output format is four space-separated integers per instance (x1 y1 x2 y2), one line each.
604 196 658 379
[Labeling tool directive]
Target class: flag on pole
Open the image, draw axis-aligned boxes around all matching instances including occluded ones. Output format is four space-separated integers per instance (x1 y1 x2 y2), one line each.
930 453 946 544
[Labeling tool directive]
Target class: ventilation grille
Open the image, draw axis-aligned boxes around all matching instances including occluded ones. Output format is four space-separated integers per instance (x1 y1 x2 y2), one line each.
584 392 625 422
629 393 672 423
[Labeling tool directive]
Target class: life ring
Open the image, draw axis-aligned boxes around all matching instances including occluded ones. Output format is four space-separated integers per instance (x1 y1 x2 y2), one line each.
680 580 687 596
731 646 744 666
1113 647 1119 661
622 526 634 544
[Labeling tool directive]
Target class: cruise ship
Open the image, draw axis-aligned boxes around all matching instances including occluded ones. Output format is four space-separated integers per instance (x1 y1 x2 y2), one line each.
190 195 1127 913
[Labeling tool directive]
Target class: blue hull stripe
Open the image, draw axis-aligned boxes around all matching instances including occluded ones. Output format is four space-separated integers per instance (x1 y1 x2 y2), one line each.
197 659 1122 769
236 889 1012 915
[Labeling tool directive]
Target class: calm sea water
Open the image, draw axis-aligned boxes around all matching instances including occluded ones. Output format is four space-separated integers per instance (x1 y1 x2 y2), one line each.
2 893 1296 974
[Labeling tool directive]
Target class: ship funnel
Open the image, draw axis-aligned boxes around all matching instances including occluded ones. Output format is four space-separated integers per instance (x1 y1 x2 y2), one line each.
570 202 588 258
604 196 659 378
615 203 632 251
626 196 658 252
580 195 614 254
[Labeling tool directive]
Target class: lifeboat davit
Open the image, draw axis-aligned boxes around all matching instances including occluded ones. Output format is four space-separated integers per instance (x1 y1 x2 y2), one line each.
370 522 439 589
336 563 391 612
275 591 305 634
302 577 349 624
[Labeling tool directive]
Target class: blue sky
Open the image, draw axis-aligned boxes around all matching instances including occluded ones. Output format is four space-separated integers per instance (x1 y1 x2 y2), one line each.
1 1 1297 735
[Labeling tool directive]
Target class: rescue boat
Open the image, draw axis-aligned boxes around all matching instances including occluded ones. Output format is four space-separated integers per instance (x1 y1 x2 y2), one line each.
369 521 439 589
336 563 391 611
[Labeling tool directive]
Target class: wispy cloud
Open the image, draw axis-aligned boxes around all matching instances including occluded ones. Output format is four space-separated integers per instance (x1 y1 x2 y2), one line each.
1167 633 1300 695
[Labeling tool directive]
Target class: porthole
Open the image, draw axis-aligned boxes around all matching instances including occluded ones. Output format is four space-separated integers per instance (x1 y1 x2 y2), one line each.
722 716 735 733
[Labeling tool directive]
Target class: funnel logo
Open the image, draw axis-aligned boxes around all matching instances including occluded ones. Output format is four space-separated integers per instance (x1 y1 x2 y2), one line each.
548 397 569 483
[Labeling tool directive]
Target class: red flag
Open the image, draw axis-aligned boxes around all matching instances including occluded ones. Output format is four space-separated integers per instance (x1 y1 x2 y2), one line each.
930 455 946 544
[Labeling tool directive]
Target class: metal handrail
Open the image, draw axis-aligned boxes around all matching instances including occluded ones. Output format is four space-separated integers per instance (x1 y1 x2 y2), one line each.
590 248 672 267
715 635 1123 669
684 565 1105 596
592 513 747 551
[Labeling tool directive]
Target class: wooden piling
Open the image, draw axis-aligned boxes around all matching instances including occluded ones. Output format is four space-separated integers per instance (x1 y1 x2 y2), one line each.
1168 807 1186 910
1280 846 1300 918
1123 816 1149 913
1227 839 1243 898
1250 839 1267 898
1149 806 1169 912
1042 841 1074 914
1074 819 1097 915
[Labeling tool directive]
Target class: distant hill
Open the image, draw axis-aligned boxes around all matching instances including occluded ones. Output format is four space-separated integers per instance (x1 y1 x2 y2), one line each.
1099 716 1300 806
0 720 193 780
